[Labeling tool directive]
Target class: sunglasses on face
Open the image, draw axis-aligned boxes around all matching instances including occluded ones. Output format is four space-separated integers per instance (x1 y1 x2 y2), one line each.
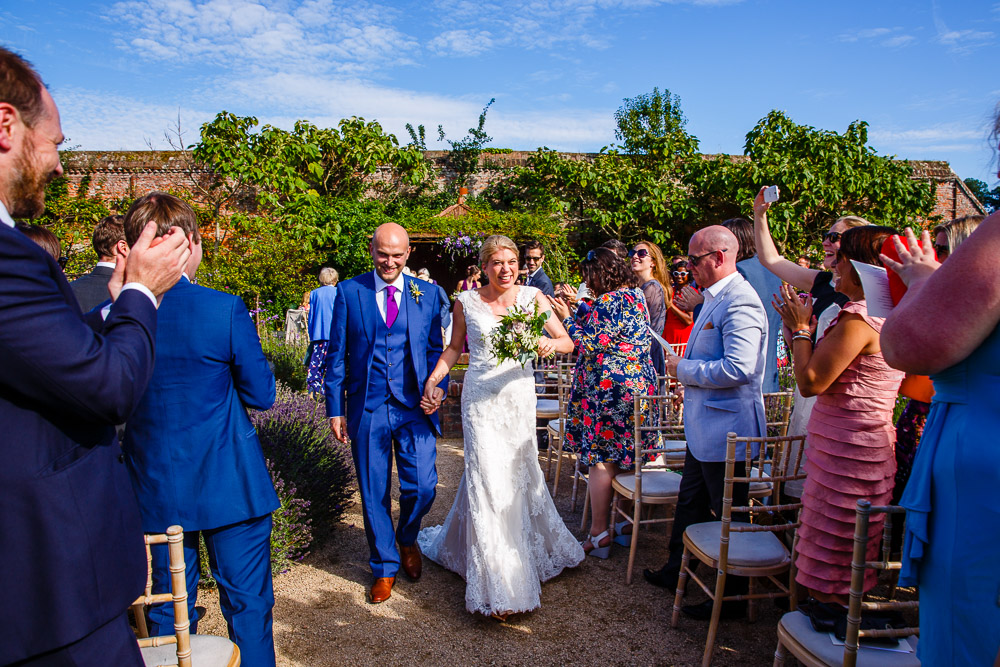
671 269 689 276
934 243 949 258
823 231 842 244
687 249 723 267
628 248 650 259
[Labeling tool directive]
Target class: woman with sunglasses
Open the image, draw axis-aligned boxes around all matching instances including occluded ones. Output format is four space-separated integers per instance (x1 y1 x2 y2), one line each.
662 257 696 346
754 188 871 493
548 247 659 558
774 225 904 609
629 241 669 374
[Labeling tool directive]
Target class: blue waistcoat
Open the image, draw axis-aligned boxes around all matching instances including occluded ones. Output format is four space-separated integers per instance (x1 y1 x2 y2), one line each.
366 297 419 411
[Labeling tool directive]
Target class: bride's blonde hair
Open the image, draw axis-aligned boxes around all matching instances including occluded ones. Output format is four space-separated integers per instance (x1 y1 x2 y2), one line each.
479 235 519 266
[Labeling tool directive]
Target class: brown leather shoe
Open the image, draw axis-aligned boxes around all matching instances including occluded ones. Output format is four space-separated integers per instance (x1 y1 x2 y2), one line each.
399 543 422 581
369 576 394 604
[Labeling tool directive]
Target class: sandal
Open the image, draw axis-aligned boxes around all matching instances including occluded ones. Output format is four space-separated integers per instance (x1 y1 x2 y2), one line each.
613 520 633 547
582 530 612 559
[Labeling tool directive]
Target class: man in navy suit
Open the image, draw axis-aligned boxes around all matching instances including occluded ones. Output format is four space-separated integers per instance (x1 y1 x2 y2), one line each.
325 223 447 604
522 239 555 298
0 47 191 666
70 214 127 312
121 193 279 666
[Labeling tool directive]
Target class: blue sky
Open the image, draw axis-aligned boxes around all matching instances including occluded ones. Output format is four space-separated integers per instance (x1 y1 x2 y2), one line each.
3 0 999 182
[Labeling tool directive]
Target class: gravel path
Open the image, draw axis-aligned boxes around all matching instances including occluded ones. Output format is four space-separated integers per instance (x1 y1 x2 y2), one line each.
194 438 819 665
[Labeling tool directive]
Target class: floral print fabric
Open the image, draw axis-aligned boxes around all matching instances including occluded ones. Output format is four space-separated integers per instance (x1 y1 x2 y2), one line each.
562 288 659 468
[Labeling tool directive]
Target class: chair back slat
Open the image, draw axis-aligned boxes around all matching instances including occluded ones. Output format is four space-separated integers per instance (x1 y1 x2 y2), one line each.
842 501 916 666
131 525 193 667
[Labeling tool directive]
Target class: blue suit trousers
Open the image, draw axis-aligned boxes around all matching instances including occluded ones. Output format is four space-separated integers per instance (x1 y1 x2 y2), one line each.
148 515 275 667
353 399 437 578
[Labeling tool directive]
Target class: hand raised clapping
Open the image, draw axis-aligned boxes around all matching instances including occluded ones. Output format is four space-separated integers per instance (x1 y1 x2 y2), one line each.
879 227 941 288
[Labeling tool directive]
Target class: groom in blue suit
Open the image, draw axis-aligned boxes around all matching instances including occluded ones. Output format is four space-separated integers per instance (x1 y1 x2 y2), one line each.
325 223 447 603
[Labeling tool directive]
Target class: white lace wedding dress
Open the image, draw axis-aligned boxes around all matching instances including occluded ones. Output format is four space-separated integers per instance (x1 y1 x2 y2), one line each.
417 286 584 616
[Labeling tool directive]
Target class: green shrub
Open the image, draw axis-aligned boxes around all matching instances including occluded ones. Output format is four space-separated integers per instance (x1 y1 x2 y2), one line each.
261 334 308 392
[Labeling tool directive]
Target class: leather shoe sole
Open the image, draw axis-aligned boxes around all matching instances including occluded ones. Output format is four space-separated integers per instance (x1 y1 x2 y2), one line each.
369 576 395 604
681 599 747 621
399 543 422 581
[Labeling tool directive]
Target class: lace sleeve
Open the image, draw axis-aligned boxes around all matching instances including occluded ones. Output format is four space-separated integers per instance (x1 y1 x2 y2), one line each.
641 280 666 333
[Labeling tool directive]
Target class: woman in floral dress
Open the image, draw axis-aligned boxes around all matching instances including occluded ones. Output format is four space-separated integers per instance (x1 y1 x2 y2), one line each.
549 247 659 558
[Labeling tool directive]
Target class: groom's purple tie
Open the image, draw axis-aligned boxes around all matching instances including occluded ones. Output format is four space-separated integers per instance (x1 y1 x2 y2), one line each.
385 285 398 327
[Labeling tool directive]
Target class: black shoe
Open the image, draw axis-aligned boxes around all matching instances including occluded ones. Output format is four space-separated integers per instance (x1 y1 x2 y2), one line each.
643 565 679 590
681 599 747 621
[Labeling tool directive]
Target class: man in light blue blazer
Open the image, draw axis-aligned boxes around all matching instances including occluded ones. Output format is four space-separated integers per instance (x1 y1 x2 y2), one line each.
325 223 447 604
645 226 767 620
121 193 279 667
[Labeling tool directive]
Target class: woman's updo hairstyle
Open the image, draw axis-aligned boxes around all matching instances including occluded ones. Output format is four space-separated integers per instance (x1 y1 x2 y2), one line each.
836 225 898 284
479 234 519 266
581 246 638 296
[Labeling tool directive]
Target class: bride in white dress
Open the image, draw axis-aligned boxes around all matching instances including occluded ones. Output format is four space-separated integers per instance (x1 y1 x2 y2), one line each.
417 235 585 619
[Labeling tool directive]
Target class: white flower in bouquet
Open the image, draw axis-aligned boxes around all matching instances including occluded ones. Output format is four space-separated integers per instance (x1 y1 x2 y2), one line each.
484 302 551 368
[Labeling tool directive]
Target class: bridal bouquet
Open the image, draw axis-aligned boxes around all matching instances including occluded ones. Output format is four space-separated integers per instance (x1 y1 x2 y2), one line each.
486 303 551 368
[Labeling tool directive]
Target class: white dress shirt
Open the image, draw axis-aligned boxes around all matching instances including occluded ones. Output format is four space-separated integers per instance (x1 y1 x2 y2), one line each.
0 200 15 228
373 271 405 324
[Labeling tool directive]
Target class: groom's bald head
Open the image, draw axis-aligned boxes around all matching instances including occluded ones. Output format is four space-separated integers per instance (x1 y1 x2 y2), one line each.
371 223 410 283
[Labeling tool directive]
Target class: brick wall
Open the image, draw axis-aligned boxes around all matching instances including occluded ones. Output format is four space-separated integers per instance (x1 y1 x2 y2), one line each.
60 151 985 223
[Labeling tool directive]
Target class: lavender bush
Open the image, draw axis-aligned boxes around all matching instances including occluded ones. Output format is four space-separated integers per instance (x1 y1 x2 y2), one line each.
252 383 355 539
268 461 313 573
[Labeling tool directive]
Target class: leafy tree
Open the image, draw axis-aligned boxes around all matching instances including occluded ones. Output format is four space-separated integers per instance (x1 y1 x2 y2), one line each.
963 177 999 213
439 99 495 191
36 172 113 276
614 87 690 156
692 111 937 255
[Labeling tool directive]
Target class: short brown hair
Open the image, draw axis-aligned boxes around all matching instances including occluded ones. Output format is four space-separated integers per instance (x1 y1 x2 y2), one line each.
91 215 124 258
123 192 199 247
837 225 897 284
721 218 755 262
0 47 47 128
16 223 60 261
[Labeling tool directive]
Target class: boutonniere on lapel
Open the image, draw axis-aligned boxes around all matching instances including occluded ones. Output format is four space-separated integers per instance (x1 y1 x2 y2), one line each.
408 281 424 304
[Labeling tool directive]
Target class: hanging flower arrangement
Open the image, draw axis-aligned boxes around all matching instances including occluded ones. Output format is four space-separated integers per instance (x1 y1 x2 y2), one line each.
438 232 485 261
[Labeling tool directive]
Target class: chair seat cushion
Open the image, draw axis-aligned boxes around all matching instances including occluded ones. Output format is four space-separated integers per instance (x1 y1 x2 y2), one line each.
684 521 789 567
778 610 919 667
141 634 239 667
547 419 564 435
536 398 560 417
614 470 682 498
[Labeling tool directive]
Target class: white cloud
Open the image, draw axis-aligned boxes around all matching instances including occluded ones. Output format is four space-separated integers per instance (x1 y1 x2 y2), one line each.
428 29 495 56
868 123 988 160
839 26 915 47
931 8 996 54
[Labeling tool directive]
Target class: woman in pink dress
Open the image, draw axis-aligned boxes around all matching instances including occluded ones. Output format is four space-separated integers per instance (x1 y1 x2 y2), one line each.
773 225 904 604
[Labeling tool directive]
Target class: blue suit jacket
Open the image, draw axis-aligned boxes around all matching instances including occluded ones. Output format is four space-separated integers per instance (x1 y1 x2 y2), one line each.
324 272 446 439
737 256 783 393
123 277 278 532
0 223 155 663
676 273 768 462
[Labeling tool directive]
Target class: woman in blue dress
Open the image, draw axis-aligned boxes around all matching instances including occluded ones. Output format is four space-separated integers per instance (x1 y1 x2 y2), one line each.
881 193 1000 664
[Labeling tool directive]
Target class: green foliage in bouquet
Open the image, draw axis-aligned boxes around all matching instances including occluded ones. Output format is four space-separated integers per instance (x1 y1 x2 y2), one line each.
485 302 551 368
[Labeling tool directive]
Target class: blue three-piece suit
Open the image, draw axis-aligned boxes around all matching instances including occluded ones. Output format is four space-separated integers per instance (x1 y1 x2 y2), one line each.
324 271 447 578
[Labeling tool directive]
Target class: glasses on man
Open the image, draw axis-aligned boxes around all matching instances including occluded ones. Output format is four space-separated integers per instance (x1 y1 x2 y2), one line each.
934 243 949 259
524 253 543 265
687 249 724 267
823 231 842 244
628 248 650 259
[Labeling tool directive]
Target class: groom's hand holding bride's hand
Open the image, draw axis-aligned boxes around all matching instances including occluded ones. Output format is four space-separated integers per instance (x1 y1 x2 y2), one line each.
421 380 445 415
